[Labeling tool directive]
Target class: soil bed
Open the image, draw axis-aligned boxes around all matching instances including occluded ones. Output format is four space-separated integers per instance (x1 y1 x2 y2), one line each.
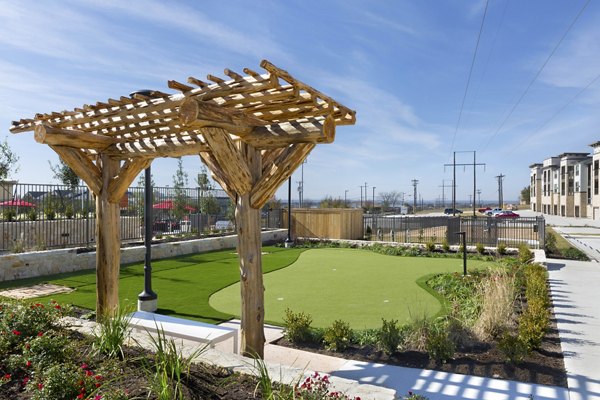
275 314 567 388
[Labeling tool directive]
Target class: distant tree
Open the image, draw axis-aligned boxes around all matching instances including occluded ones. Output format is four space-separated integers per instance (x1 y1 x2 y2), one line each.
264 196 282 211
136 171 156 187
380 191 401 212
49 157 79 189
172 158 189 220
520 185 531 204
0 137 19 181
320 196 345 208
196 165 213 191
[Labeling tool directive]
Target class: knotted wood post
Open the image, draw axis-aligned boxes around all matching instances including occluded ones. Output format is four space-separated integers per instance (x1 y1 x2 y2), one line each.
95 154 121 318
235 142 265 358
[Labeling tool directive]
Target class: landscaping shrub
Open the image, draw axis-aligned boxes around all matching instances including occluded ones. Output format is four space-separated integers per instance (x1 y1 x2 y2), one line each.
44 207 55 220
2 209 16 222
545 231 558 254
64 205 74 219
27 209 37 221
323 320 353 352
378 319 402 355
353 328 379 347
427 272 482 325
498 331 528 364
425 320 455 363
30 363 105 400
425 241 436 252
282 308 313 344
476 243 485 255
561 247 589 261
518 299 549 351
518 264 550 350
441 239 450 252
497 243 507 256
518 243 532 263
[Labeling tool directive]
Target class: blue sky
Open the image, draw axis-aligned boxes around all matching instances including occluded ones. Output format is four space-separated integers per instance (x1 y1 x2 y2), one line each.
1 0 599 205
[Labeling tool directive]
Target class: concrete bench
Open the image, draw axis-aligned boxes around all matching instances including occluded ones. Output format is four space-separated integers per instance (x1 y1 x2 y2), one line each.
128 311 238 354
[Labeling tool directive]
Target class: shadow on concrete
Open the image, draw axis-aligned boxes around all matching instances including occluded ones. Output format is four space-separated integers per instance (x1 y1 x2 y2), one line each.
331 361 572 400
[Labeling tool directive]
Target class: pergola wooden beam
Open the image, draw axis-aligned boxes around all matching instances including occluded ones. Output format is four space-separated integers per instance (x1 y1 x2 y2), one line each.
9 60 355 359
50 146 102 195
251 143 315 209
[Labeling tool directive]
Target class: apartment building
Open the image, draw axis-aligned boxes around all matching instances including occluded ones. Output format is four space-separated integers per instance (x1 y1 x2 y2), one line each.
530 148 596 219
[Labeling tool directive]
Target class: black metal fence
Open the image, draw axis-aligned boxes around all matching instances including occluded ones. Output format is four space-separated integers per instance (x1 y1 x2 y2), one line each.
0 182 283 253
364 215 545 249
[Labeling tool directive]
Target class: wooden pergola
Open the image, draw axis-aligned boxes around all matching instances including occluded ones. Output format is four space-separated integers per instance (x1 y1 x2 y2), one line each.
9 60 355 357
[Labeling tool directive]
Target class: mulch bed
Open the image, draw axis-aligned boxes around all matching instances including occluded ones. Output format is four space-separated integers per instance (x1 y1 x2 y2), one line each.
274 314 567 388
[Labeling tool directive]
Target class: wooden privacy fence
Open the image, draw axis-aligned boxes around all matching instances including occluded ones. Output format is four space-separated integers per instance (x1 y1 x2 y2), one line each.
285 208 363 240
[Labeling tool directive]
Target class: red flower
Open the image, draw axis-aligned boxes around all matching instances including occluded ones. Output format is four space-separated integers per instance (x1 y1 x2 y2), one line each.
77 394 84 399
85 370 93 376
80 363 88 370
22 376 30 385
3 374 10 380
95 383 101 388
12 330 21 335
38 383 43 390
26 360 32 367
37 331 44 337
54 305 61 309
95 375 103 380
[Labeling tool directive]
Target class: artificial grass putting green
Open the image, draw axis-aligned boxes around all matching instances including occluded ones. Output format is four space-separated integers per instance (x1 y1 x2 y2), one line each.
0 246 304 324
210 248 490 329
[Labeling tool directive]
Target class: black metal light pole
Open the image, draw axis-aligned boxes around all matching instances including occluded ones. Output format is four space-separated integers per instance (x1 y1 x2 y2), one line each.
456 231 467 276
285 177 293 247
138 166 158 311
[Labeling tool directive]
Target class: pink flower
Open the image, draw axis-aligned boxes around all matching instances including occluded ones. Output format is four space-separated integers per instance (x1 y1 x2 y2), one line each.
94 395 102 400
80 363 88 370
22 376 30 385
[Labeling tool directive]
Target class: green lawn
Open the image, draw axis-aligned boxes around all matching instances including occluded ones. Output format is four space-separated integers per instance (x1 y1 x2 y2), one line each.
1 246 491 329
210 248 490 329
0 246 304 324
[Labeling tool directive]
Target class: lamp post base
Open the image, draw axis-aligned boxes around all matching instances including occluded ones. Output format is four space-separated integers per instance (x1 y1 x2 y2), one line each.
137 298 158 312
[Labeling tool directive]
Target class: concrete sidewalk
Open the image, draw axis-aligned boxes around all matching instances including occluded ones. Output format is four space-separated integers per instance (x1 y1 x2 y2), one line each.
547 258 600 400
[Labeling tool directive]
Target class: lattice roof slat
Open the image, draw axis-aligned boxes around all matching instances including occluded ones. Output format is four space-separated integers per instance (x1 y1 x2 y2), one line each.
11 60 355 157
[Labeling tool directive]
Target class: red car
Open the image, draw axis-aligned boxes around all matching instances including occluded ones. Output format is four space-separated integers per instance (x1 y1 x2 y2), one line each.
494 211 519 218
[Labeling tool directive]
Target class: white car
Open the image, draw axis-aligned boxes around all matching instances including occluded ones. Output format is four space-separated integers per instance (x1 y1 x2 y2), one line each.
485 208 503 216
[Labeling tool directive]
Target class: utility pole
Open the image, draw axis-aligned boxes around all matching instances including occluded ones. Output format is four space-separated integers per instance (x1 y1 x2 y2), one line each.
444 151 485 216
477 189 482 207
411 179 419 214
344 189 348 207
438 180 453 208
359 185 363 209
468 194 472 206
496 174 505 208
372 186 376 214
364 182 368 209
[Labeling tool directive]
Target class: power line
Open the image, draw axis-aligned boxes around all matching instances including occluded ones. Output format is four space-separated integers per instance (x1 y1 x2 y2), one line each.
481 0 591 152
450 0 490 154
506 71 600 155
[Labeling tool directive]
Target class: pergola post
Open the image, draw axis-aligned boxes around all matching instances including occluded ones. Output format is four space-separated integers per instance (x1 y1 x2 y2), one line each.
95 154 121 317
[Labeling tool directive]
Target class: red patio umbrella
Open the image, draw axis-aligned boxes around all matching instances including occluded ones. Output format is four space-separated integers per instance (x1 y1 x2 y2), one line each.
0 200 36 207
152 200 195 212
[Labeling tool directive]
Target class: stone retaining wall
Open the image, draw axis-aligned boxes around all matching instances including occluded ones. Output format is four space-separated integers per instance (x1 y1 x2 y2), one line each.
0 229 287 282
